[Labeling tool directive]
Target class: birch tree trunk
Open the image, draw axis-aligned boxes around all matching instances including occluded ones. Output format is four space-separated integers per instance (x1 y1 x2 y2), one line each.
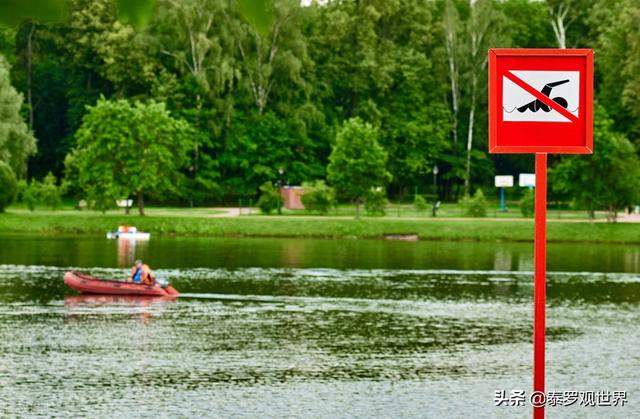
549 2 570 49
444 0 459 146
235 12 291 114
463 1 491 196
464 74 477 196
26 22 36 130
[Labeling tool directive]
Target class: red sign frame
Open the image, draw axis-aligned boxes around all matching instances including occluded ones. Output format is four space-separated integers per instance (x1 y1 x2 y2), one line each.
489 48 593 154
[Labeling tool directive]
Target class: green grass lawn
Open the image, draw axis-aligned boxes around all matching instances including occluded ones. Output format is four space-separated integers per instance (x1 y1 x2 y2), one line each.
7 204 224 218
0 207 637 244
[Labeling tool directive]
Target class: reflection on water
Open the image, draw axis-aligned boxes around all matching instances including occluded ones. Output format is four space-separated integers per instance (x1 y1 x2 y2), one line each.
0 264 639 417
64 294 176 325
117 239 147 267
4 233 640 273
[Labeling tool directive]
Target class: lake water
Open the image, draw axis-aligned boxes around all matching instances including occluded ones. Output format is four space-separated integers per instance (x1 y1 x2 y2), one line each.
0 234 638 418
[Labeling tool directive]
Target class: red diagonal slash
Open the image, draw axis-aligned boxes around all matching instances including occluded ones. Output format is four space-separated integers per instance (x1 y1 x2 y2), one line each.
504 71 579 123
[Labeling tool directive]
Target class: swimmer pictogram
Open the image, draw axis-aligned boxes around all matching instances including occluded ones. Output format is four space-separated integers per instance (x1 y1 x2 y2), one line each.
501 70 579 123
517 79 569 113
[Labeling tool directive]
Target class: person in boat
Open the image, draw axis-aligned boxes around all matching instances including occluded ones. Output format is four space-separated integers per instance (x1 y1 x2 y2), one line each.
129 259 154 285
118 225 137 234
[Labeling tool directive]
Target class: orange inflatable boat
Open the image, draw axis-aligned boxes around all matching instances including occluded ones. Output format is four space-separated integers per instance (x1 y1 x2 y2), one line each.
64 271 179 297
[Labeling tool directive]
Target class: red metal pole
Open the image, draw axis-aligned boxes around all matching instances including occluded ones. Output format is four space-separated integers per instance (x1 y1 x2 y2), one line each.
533 153 547 418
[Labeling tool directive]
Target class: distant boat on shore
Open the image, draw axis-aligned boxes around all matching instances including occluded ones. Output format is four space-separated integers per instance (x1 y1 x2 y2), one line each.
106 225 150 240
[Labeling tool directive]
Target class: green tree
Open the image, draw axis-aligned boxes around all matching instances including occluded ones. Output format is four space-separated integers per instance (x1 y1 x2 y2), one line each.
231 0 310 116
0 55 36 177
222 112 319 195
65 97 194 215
0 27 16 64
502 0 555 48
151 0 232 204
591 0 637 139
546 0 591 49
0 0 156 29
462 0 506 196
308 0 451 197
0 161 17 212
4 0 635 207
327 118 391 217
553 104 640 221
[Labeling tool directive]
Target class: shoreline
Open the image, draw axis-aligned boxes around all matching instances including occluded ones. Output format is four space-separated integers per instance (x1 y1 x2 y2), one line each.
1 211 639 244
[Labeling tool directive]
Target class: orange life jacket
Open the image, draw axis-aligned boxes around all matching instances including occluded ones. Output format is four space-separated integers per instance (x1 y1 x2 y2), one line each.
140 264 154 284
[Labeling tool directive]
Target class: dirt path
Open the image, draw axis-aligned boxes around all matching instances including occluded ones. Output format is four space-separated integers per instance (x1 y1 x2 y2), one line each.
208 207 244 217
205 208 640 223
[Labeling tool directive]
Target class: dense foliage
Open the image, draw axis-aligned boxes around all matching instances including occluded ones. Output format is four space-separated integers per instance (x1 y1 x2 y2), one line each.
257 181 282 214
65 97 194 214
413 195 429 213
327 118 391 216
520 189 535 218
40 172 61 210
463 189 488 217
0 56 36 178
0 161 17 212
301 180 336 215
0 0 639 216
554 104 640 220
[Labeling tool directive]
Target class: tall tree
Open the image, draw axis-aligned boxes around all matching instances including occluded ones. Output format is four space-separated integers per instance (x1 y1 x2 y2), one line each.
0 56 36 178
66 98 194 214
327 118 391 217
553 104 640 221
444 0 461 147
463 0 505 196
593 0 640 141
230 0 308 115
548 0 571 48
152 0 233 204
546 0 590 49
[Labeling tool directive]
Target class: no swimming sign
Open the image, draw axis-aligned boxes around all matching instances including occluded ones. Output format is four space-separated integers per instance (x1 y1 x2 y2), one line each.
488 49 593 154
487 48 594 419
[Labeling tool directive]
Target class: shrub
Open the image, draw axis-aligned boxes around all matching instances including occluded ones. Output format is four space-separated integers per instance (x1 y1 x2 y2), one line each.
257 181 282 214
0 161 17 212
462 189 488 217
520 189 535 218
22 181 41 211
365 188 387 216
16 179 28 202
41 172 62 210
301 180 336 215
413 195 429 212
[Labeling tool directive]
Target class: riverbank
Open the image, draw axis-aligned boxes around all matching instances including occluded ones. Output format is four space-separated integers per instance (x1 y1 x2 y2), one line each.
1 210 640 244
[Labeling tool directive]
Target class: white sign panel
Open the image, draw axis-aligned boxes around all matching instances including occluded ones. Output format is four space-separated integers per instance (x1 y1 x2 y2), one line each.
503 70 579 123
519 173 535 187
495 175 514 188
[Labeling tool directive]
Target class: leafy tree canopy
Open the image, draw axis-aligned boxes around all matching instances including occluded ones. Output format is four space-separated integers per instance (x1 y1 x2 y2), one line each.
553 104 640 220
0 55 36 177
327 117 391 215
65 97 194 214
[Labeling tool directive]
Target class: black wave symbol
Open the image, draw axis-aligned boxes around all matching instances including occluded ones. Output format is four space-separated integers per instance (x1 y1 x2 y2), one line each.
503 106 578 114
517 79 570 113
